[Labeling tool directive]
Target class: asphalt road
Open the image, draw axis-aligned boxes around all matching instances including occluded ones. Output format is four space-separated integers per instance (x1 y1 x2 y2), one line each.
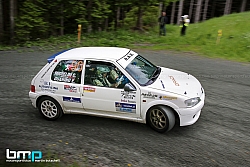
0 49 249 167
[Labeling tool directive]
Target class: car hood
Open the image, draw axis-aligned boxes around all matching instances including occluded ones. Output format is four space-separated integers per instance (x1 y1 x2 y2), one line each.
147 67 203 98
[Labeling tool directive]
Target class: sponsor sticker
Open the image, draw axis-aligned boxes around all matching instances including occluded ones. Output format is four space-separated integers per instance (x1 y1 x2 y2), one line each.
40 80 51 86
141 92 158 99
63 96 81 103
53 72 76 83
121 91 136 103
115 102 136 113
83 87 95 92
39 83 58 93
121 99 136 103
159 96 177 100
64 85 77 93
169 76 179 86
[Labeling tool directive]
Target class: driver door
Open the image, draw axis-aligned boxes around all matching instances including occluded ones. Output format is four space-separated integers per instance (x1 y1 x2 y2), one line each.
81 60 141 118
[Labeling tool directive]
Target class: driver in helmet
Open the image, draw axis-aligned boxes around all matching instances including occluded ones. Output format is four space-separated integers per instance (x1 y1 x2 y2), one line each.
93 66 121 87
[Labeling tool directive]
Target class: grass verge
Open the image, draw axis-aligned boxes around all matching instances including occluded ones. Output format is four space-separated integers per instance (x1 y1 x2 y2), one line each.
0 12 249 62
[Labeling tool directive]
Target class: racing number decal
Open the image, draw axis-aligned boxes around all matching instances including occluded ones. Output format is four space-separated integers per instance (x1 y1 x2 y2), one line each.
71 60 83 72
124 53 134 61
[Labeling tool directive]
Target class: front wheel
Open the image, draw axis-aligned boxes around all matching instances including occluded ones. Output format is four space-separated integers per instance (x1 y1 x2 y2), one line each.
147 106 175 133
38 97 63 120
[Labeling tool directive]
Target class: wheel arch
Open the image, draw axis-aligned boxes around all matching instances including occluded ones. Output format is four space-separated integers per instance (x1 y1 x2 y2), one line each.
145 104 180 126
36 95 65 113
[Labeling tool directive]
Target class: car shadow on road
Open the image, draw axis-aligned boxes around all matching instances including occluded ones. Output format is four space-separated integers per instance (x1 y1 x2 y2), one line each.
37 113 197 137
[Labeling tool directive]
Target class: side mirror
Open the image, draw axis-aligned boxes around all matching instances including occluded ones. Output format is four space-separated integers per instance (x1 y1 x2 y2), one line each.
124 83 136 91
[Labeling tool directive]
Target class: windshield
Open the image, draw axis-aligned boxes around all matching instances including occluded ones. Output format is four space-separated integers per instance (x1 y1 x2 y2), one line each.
124 55 159 86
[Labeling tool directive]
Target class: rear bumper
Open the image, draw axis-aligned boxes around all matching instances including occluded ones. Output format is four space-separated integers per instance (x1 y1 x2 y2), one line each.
177 91 205 126
29 91 38 108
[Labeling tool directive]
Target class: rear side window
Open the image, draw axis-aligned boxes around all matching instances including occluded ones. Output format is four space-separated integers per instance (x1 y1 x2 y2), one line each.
51 60 83 84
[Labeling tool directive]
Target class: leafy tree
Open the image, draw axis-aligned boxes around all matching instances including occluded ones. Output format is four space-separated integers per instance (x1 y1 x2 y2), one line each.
131 0 175 30
106 0 133 30
89 0 111 32
1 0 249 45
43 0 67 36
15 0 48 42
124 5 159 30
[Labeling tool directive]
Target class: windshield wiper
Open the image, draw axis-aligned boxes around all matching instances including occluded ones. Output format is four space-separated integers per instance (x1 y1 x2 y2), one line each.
144 67 161 86
150 67 161 80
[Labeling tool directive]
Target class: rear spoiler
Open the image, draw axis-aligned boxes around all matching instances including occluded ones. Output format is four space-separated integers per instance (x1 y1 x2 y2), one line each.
47 49 71 63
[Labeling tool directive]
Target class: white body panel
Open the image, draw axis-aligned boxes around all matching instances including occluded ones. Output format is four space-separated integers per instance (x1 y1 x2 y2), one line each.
29 47 205 127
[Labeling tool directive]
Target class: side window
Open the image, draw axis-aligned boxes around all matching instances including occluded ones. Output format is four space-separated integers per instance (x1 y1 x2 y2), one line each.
84 60 131 89
51 60 83 84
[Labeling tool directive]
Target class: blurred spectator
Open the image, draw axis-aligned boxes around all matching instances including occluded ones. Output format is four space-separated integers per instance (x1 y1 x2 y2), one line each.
180 15 190 36
158 12 168 36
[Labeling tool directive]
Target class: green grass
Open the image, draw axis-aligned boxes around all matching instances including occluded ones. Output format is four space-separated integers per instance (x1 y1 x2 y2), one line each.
139 11 250 62
1 12 250 62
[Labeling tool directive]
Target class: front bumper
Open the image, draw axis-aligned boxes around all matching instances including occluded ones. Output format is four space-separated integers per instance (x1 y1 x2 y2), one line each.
29 91 38 108
177 91 205 126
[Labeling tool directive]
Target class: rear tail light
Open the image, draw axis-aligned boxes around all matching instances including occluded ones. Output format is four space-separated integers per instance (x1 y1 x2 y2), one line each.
30 85 35 92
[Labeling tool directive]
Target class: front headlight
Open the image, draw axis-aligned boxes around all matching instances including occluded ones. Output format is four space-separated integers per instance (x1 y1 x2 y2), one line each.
184 97 201 107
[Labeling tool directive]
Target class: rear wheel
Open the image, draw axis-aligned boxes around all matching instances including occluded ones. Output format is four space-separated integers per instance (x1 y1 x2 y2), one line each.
38 97 63 120
147 106 175 133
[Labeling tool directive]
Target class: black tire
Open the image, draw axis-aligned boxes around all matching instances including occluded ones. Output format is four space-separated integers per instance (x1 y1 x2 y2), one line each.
38 97 63 121
146 106 175 133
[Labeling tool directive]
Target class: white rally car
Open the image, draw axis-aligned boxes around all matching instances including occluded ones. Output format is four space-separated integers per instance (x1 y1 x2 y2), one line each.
29 47 205 133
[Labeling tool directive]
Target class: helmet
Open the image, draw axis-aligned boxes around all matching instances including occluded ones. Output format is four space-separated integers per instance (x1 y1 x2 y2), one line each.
96 66 110 77
97 66 110 73
181 15 188 19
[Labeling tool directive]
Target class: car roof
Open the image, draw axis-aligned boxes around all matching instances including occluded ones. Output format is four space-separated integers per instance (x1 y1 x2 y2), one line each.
47 47 131 63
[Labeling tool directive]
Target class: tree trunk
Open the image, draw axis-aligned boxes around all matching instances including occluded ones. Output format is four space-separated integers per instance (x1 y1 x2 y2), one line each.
136 6 143 30
0 0 3 43
116 6 120 28
202 0 209 21
14 0 17 18
87 0 93 33
121 7 126 27
224 0 232 15
240 0 247 12
228 0 232 14
104 18 108 31
211 0 216 18
10 0 15 45
188 0 194 22
159 2 163 17
170 2 176 24
60 4 64 36
195 0 203 23
177 0 184 25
